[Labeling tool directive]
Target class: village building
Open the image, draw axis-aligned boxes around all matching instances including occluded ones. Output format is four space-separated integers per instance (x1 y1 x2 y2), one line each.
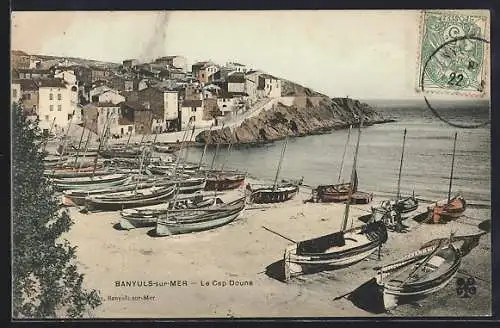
11 80 21 105
225 62 248 73
227 72 246 93
120 101 154 135
180 99 204 129
37 78 79 134
14 79 39 115
11 50 31 69
155 55 188 72
122 59 139 69
91 89 126 105
108 75 134 92
12 68 53 80
54 70 77 85
257 74 282 98
202 98 220 121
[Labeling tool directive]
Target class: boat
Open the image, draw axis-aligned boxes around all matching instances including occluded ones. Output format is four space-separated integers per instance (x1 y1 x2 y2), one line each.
119 194 219 229
205 172 246 191
83 184 176 212
62 179 173 206
51 173 129 191
153 144 176 153
281 121 388 281
44 168 111 179
310 125 372 205
426 132 466 223
155 196 246 236
246 136 299 204
99 148 143 159
247 183 299 204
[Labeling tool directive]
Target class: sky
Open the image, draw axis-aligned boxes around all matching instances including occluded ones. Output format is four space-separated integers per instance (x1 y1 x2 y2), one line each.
11 10 490 100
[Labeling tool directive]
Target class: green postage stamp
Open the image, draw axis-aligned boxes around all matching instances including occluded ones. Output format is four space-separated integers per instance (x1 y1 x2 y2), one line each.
417 10 489 96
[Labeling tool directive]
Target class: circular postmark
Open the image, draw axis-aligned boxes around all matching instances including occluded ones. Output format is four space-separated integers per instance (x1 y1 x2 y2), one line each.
420 36 490 129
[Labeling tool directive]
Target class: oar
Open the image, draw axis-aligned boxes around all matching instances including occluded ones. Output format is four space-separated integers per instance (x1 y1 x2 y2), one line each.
262 226 297 243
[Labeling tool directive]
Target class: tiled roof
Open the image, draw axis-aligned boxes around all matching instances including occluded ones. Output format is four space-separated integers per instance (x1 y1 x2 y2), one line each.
227 73 245 83
182 99 203 107
37 78 67 88
18 79 39 91
120 101 149 111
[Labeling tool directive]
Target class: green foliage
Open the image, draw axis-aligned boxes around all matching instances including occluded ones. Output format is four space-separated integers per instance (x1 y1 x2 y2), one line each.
11 104 102 318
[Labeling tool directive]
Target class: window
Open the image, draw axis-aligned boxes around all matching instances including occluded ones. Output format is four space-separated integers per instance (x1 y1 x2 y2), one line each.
32 105 37 111
68 114 73 120
57 93 62 100
50 105 54 111
26 93 31 100
49 93 53 100
191 107 196 112
12 89 17 98
45 115 49 121
190 115 196 121
57 105 62 111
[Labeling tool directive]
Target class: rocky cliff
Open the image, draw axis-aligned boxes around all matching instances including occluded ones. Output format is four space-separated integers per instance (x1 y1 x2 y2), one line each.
196 81 391 144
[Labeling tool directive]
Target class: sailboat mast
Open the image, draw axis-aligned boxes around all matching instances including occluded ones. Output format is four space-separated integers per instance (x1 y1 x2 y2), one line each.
447 132 458 203
396 129 407 200
198 124 213 169
73 122 87 167
341 121 363 232
338 125 352 183
273 136 289 190
42 117 56 153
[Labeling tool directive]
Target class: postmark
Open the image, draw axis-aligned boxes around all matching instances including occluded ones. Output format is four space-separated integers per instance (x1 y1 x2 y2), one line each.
416 10 489 96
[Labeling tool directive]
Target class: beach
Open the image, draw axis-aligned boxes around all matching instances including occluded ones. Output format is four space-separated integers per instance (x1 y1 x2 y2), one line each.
63 181 491 318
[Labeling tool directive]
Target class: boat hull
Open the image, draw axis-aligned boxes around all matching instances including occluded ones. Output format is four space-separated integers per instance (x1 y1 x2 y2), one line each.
248 184 299 204
426 195 466 224
53 175 129 191
205 176 245 191
283 222 387 281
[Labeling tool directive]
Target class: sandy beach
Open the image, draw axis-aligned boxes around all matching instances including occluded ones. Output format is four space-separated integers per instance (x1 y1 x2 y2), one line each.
62 179 491 318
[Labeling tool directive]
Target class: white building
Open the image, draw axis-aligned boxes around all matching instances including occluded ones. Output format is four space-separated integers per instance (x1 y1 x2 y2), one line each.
94 90 125 105
37 78 78 133
163 90 179 125
54 70 77 85
244 71 262 102
227 72 246 93
89 85 112 100
257 74 282 98
180 99 204 129
225 62 248 73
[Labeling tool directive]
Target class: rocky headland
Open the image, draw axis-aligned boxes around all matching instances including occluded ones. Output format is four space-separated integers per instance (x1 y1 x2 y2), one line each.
196 80 394 144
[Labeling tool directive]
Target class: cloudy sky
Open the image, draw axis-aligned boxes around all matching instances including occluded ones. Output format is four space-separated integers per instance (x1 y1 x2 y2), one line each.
11 10 490 100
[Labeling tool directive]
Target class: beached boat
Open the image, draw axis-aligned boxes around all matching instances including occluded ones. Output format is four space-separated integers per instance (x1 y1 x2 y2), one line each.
153 144 176 153
205 173 246 191
83 184 176 212
426 132 466 223
246 136 299 204
247 183 300 204
281 122 388 281
155 196 246 236
99 148 143 159
119 194 218 229
51 173 129 191
62 179 173 206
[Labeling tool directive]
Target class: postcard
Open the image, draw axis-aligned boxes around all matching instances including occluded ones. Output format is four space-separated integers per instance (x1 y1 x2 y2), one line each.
10 10 491 319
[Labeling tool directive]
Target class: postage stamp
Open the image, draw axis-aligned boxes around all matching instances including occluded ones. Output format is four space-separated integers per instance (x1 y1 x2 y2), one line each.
416 10 490 96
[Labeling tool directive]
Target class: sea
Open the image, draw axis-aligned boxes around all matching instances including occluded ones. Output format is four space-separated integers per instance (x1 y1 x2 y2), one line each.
185 99 491 206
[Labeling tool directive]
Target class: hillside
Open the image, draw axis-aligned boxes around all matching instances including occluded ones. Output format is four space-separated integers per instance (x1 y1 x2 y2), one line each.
196 81 392 144
33 53 120 69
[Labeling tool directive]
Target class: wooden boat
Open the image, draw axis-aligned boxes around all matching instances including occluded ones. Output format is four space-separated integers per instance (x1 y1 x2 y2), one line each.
426 132 466 223
51 173 129 191
205 173 246 191
247 136 299 204
119 194 218 229
281 121 388 281
376 239 460 310
153 144 176 153
62 179 173 206
155 196 246 236
99 148 143 159
247 183 299 204
83 185 176 212
427 194 466 224
44 168 112 179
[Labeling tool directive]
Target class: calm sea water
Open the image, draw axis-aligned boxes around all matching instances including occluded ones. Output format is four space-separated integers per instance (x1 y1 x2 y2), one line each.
185 100 491 205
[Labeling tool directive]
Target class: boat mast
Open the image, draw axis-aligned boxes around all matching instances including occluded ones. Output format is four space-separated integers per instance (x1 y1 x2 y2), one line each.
338 125 352 183
42 117 56 153
57 110 76 166
273 136 289 191
73 122 87 167
220 129 234 172
341 120 363 232
198 123 214 169
396 128 407 200
78 128 93 172
91 112 111 178
447 132 458 203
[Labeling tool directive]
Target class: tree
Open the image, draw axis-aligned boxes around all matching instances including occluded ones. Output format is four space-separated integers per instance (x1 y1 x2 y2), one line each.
11 104 101 318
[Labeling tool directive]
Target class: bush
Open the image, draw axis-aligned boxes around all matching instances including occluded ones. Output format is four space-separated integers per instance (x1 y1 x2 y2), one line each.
11 104 102 318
